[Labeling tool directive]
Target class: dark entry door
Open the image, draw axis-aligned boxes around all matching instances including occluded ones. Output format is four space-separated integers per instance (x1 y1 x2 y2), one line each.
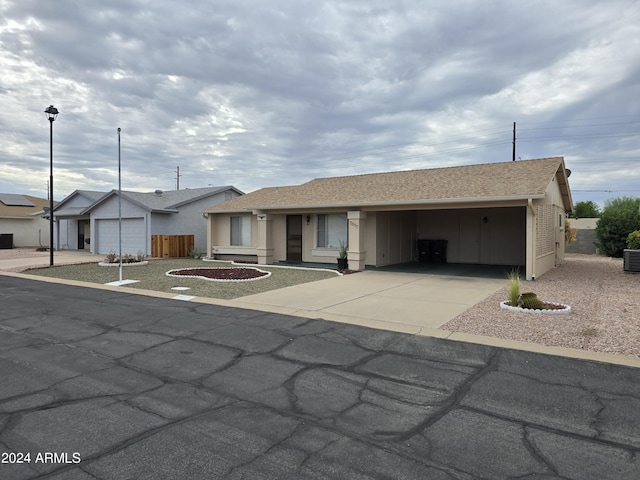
286 215 303 261
77 220 88 249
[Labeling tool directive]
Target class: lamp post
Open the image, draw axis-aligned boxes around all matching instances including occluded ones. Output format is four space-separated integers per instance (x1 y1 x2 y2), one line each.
44 105 59 267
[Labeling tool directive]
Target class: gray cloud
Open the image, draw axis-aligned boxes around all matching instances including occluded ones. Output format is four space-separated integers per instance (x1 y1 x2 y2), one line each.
0 0 638 208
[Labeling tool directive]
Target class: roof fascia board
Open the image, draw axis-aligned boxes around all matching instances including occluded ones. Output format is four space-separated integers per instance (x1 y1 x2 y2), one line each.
237 194 545 211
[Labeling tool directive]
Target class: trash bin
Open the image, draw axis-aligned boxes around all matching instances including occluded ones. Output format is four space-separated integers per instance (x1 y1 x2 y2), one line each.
429 239 448 263
0 233 14 249
417 239 430 262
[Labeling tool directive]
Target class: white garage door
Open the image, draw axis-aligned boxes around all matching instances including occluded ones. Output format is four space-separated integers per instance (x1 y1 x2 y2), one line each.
95 218 146 255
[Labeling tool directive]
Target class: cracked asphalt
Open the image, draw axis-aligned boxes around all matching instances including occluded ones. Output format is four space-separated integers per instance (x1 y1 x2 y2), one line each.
1 276 639 479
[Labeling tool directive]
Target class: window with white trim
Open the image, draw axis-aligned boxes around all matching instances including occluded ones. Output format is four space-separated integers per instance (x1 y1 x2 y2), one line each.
230 216 251 246
317 213 347 248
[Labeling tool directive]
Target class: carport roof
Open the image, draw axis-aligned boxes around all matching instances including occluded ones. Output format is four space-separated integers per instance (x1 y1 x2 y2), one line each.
204 157 572 213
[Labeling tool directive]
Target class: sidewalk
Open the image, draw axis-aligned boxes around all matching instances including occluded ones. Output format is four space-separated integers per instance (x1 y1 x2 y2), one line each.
0 248 99 272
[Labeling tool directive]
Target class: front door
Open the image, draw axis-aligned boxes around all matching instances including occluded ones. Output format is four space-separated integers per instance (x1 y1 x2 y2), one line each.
286 215 303 261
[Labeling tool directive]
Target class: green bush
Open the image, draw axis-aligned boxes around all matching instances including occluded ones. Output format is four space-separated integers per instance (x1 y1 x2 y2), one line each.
627 231 640 250
595 197 640 257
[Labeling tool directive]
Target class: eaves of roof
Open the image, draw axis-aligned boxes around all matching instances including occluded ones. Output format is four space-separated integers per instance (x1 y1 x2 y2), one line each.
169 186 244 209
239 193 546 211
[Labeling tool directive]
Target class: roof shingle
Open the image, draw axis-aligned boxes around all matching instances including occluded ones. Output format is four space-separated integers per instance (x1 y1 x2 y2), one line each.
205 157 568 212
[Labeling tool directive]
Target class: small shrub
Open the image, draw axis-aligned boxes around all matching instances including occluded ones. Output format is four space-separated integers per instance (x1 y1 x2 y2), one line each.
627 230 640 250
105 251 117 263
136 251 146 262
122 254 136 264
189 248 203 259
338 240 348 259
506 270 521 306
520 292 545 310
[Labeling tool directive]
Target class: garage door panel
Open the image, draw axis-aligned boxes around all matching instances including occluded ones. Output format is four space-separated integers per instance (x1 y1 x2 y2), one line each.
96 218 146 255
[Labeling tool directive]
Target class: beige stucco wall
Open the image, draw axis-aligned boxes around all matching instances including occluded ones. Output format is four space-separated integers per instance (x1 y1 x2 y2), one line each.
0 217 50 247
208 213 258 258
375 211 416 266
206 189 567 278
529 173 569 279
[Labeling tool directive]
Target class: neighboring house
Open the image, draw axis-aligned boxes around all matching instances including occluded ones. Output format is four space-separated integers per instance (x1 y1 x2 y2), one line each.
0 193 56 248
50 190 107 251
54 186 243 255
203 157 573 280
565 218 599 255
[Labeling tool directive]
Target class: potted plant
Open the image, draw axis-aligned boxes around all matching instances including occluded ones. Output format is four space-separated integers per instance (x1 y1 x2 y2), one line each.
337 240 348 270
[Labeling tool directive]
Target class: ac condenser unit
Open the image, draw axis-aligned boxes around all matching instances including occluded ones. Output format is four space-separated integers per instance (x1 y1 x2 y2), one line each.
623 249 640 273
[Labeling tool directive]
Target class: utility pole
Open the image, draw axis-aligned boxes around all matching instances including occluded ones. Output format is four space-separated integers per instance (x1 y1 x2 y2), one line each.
512 122 516 161
176 166 181 190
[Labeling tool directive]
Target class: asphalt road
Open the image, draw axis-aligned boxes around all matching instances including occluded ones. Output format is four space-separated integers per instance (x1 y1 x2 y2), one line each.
0 275 639 479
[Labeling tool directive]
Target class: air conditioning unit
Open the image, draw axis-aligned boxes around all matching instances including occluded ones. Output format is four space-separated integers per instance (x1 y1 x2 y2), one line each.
623 249 640 273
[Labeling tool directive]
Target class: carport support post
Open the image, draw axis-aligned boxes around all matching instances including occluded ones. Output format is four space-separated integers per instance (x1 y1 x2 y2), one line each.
526 199 536 281
255 212 274 264
347 211 366 271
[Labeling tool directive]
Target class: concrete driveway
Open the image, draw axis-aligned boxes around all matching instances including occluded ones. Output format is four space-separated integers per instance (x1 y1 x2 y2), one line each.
1 276 639 479
233 270 505 333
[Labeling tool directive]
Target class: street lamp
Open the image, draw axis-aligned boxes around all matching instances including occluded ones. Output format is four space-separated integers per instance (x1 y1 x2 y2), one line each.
45 105 59 266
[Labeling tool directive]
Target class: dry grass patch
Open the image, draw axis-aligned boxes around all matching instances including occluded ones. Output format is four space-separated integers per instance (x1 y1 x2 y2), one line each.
25 259 338 300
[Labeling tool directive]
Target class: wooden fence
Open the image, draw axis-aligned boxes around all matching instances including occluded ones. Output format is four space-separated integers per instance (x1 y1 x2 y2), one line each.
151 235 194 258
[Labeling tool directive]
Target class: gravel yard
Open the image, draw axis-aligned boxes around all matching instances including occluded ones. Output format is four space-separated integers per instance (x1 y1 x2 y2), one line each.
443 254 640 358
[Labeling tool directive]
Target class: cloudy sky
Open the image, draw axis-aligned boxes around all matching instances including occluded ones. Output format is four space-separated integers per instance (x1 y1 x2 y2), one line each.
1 1 639 207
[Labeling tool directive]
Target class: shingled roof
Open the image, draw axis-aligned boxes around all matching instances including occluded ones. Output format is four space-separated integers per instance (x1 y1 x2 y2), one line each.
54 186 243 217
0 194 54 218
205 157 571 212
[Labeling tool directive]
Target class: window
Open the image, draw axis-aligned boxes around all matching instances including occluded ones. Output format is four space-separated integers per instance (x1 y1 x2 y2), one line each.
317 213 347 248
230 216 251 246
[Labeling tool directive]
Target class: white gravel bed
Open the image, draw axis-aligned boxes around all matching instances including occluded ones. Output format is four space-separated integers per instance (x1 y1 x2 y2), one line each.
442 254 640 358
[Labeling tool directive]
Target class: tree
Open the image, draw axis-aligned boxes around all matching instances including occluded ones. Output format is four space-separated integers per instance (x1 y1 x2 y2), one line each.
571 200 601 218
595 197 640 257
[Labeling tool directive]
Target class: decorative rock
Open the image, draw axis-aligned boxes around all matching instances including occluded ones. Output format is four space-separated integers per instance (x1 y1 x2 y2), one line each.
500 300 572 315
99 261 148 267
166 267 271 282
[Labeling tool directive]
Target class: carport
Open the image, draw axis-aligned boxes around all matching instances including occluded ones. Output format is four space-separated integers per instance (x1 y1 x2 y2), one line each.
372 206 525 273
